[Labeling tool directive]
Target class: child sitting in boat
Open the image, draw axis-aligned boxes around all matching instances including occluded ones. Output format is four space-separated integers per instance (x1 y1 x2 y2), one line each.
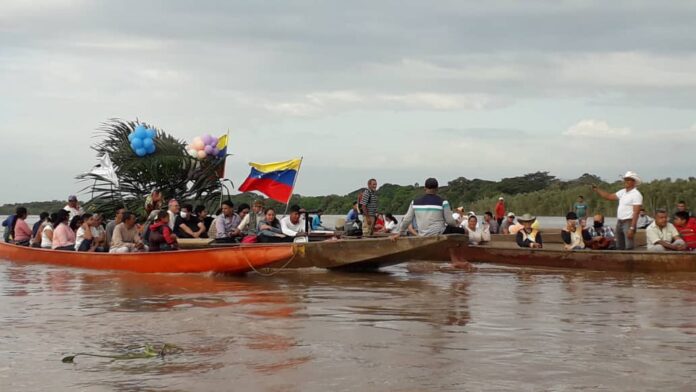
515 214 543 249
672 211 696 251
148 210 178 251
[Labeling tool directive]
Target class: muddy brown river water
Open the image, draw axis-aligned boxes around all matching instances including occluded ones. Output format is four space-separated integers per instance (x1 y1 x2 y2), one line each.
1 260 695 391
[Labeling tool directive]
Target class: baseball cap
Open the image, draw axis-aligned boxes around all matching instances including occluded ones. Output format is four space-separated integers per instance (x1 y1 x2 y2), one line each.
68 195 78 201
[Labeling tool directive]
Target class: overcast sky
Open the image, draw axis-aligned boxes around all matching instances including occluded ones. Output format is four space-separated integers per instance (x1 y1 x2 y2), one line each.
2 0 695 204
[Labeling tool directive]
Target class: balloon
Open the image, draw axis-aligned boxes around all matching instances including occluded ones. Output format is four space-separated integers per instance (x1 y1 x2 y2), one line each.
128 133 135 142
192 137 204 150
131 137 143 149
142 138 154 149
209 137 218 146
145 144 156 154
204 145 214 155
135 148 147 157
212 147 219 156
146 128 156 138
134 125 148 139
187 149 198 158
201 134 211 145
196 150 207 159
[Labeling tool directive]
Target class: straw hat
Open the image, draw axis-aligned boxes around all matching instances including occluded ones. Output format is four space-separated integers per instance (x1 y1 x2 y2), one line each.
622 171 642 186
517 213 536 223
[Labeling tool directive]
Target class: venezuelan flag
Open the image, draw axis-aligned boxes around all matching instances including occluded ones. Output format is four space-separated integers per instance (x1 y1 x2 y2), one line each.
238 158 302 202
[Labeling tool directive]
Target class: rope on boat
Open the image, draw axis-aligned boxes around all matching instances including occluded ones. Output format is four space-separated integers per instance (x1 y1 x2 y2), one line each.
240 245 300 277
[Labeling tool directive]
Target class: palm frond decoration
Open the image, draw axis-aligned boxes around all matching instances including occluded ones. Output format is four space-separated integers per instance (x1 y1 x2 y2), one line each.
77 119 226 217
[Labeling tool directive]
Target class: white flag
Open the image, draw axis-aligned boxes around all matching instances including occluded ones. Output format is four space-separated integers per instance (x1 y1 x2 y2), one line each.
88 155 119 186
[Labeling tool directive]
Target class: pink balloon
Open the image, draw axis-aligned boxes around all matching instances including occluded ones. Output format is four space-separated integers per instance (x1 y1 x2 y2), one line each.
192 139 205 150
196 150 207 159
204 145 214 155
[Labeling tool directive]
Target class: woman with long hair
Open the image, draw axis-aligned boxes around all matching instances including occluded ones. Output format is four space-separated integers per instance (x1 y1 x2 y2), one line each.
256 208 290 243
52 210 76 251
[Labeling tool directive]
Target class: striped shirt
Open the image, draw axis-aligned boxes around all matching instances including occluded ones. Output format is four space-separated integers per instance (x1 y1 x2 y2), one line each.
360 188 378 216
398 194 456 236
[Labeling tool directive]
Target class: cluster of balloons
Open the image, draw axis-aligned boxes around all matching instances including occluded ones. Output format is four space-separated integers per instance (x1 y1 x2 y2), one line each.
187 134 220 160
128 125 157 157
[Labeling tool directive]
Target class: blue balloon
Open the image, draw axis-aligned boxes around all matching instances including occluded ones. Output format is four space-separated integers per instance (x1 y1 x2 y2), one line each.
145 144 156 154
142 138 154 149
146 128 156 138
135 148 147 157
131 137 144 149
128 132 135 142
134 125 148 139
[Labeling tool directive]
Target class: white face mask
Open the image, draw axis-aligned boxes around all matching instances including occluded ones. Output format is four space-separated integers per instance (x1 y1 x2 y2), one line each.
180 212 188 219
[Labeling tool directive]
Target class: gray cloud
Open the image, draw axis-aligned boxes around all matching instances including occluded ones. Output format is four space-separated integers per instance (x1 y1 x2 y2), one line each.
1 1 696 203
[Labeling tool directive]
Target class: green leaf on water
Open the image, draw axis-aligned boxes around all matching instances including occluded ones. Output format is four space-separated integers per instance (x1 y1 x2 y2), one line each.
62 356 75 363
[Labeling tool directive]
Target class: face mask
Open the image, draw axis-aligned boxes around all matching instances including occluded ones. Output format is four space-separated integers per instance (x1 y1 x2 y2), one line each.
593 221 603 228
180 212 188 219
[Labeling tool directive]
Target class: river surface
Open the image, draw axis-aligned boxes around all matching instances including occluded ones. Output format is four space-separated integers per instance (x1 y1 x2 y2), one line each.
1 260 695 391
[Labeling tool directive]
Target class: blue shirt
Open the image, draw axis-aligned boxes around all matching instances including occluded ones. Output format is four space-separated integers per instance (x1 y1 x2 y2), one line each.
311 215 323 230
346 209 358 222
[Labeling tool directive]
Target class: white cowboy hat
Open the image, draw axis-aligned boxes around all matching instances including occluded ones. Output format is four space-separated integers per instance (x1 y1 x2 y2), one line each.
498 197 504 200
517 213 536 223
622 171 642 186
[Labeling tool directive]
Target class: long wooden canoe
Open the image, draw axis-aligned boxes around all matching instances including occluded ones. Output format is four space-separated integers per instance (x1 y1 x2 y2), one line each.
451 242 696 273
0 241 294 274
267 234 467 271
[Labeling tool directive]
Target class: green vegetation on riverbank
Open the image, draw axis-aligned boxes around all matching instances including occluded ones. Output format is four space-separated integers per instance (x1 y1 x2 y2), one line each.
3 173 695 217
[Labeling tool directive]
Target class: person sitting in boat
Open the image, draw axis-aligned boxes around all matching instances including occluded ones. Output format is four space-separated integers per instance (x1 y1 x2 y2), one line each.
237 200 264 236
195 205 214 234
645 209 686 252
587 214 616 250
31 212 49 245
384 213 399 233
52 210 76 251
175 204 207 239
673 211 696 251
464 215 491 245
11 207 32 246
499 212 516 234
145 189 163 215
344 202 362 235
109 212 145 253
508 217 525 235
372 212 386 233
452 207 465 226
257 208 291 243
213 200 242 243
280 205 307 239
392 177 467 238
36 212 58 249
75 213 97 252
561 212 591 251
105 208 125 250
2 213 17 243
148 210 178 251
63 195 84 221
636 208 653 229
311 209 328 231
483 211 499 234
515 214 542 248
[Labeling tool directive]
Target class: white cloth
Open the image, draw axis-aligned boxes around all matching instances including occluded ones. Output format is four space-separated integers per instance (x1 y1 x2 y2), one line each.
385 220 398 233
109 246 133 254
615 188 643 220
168 210 178 230
646 222 681 249
63 205 84 221
280 216 306 237
465 224 491 245
74 227 88 250
40 224 54 249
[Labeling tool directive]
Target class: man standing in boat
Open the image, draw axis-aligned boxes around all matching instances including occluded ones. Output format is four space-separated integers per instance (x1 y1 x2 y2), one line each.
359 178 379 236
391 178 467 238
591 171 643 250
63 195 84 221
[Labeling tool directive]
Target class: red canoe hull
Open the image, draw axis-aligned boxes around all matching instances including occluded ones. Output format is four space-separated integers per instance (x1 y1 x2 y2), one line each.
0 242 294 274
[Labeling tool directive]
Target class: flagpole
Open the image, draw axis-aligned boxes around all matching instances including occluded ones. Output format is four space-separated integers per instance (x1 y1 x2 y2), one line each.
219 129 230 211
282 156 303 217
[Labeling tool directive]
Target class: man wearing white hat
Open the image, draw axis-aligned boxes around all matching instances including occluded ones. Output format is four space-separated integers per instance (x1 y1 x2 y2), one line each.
591 171 643 250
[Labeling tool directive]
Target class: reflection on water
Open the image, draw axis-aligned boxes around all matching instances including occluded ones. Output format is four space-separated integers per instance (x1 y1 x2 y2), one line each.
1 261 695 391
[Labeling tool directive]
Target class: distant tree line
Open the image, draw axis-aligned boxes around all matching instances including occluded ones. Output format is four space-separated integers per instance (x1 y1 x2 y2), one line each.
3 173 695 218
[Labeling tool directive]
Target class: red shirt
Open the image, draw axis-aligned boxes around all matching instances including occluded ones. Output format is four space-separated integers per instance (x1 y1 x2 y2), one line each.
150 221 177 245
675 218 696 250
495 201 506 219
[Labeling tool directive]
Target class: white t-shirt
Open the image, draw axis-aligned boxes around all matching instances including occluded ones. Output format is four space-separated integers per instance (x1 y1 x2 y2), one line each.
41 224 54 248
385 220 398 233
75 227 88 250
280 216 306 237
615 188 643 220
64 205 84 220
